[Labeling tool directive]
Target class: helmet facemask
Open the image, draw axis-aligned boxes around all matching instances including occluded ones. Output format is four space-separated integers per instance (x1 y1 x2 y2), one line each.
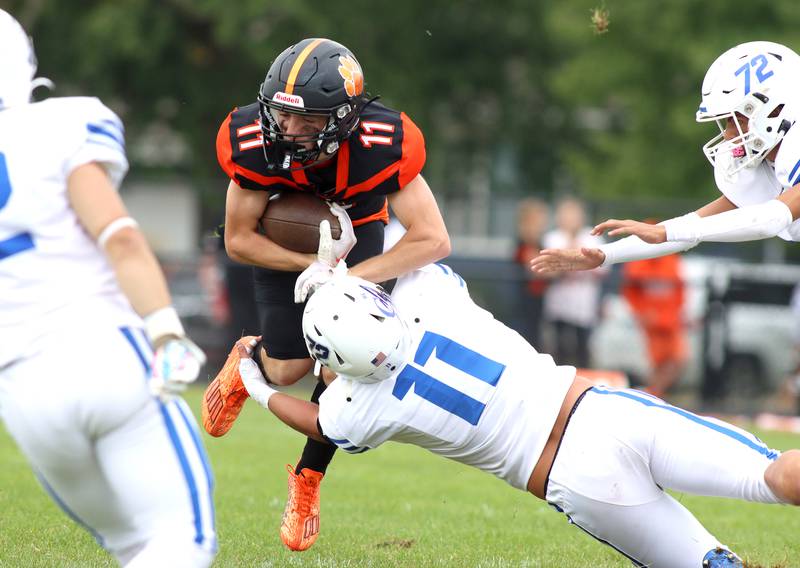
257 90 363 171
696 41 800 177
256 38 371 171
699 93 792 175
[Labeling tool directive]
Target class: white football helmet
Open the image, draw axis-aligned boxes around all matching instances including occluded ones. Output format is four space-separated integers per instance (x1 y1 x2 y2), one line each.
697 41 800 176
302 275 411 383
0 10 48 109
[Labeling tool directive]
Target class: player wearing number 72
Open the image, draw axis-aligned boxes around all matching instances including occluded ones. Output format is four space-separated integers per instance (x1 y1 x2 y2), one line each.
239 263 800 567
531 41 800 275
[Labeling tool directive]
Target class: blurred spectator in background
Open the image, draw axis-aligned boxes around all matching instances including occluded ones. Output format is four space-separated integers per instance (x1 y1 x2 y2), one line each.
620 220 688 399
513 198 550 348
542 197 606 367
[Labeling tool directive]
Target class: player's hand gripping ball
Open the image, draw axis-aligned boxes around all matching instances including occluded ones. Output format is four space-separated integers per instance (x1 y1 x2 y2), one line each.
260 192 342 253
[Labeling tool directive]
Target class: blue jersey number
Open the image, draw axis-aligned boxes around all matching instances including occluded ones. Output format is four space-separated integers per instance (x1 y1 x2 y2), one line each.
0 152 34 261
735 54 774 96
392 331 506 425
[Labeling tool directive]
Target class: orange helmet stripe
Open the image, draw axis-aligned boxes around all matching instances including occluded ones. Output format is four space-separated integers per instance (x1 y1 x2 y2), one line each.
285 39 325 95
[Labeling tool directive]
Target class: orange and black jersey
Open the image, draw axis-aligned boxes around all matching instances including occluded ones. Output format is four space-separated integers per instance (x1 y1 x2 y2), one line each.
216 100 426 226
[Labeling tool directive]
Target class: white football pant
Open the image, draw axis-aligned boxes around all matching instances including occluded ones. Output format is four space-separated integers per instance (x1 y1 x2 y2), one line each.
546 387 781 568
0 324 216 567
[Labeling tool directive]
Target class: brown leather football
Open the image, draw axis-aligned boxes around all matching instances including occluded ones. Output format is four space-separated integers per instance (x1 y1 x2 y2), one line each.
259 192 342 254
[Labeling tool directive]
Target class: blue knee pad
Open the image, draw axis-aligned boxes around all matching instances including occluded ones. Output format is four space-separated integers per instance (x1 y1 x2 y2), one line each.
702 547 743 567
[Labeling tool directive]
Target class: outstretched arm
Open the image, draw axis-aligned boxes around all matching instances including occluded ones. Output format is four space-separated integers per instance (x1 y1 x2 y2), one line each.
531 197 736 274
68 162 206 400
348 174 451 283
662 199 794 243
268 393 326 443
655 186 800 244
68 162 172 320
236 339 327 443
529 233 700 275
591 191 800 245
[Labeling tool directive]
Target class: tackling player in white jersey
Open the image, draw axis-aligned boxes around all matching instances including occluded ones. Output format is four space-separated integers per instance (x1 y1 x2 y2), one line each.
0 11 215 567
235 262 800 567
529 41 800 272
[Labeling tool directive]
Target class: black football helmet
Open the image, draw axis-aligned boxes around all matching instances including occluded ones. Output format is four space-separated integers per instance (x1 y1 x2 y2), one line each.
258 38 369 170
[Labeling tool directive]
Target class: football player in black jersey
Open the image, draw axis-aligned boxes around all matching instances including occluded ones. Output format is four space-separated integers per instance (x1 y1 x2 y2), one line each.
202 38 450 551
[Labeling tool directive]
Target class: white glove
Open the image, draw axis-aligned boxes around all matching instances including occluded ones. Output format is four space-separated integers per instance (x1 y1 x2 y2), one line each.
294 258 349 303
317 203 356 267
144 306 207 402
237 337 276 409
149 337 207 402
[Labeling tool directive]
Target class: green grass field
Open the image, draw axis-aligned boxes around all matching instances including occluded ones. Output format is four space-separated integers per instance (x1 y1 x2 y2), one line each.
2 386 800 567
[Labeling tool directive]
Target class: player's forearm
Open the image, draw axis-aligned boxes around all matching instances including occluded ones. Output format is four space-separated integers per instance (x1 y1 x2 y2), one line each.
267 393 327 443
600 213 701 265
103 227 173 317
663 200 793 243
600 236 699 265
349 230 450 282
239 355 327 442
225 229 315 272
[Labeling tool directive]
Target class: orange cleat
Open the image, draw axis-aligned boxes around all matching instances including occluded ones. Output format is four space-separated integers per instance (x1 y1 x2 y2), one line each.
280 464 323 551
201 336 257 437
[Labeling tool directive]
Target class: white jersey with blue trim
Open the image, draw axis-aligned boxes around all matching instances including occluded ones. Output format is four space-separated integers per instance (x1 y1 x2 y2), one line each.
0 97 136 366
713 124 800 241
318 263 576 490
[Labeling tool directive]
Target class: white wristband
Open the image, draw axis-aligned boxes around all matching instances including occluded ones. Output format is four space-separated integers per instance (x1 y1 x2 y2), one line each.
599 212 701 266
663 212 703 242
143 306 185 344
97 216 139 249
240 359 277 409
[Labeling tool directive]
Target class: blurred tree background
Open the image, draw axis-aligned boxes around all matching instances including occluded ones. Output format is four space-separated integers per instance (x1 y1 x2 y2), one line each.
4 0 800 222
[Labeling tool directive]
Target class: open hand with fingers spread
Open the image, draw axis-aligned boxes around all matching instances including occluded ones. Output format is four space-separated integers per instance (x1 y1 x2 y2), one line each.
592 219 667 244
529 247 605 274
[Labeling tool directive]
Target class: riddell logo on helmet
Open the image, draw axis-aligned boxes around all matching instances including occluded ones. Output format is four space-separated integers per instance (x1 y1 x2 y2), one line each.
273 92 305 107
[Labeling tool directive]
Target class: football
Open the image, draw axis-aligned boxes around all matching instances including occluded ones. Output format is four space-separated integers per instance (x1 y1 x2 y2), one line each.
260 192 342 254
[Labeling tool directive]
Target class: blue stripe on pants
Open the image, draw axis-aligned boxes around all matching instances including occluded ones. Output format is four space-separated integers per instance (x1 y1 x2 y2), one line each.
590 387 778 460
35 469 106 548
120 327 213 547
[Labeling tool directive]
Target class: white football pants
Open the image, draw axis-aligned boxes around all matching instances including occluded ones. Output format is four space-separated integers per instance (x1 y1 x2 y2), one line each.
0 324 216 567
546 386 782 568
